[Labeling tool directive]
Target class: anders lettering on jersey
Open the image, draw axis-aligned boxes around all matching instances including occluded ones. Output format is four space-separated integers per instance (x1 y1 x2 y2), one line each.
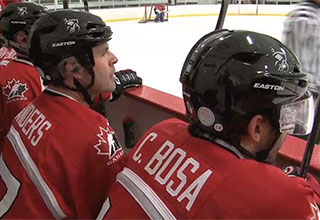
123 130 218 218
14 103 51 146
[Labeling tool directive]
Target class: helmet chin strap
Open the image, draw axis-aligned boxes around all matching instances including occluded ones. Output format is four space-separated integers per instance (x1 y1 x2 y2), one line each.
251 130 282 163
73 78 94 105
63 68 95 105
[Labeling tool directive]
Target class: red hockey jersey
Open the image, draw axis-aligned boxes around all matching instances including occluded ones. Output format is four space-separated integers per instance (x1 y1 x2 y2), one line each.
98 118 320 219
0 88 125 219
0 58 42 148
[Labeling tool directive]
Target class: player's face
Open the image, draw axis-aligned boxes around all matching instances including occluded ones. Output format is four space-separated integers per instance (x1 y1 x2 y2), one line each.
14 31 28 48
90 42 118 96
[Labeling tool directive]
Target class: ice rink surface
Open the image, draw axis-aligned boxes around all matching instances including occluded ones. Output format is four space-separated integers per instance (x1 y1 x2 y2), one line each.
108 15 287 97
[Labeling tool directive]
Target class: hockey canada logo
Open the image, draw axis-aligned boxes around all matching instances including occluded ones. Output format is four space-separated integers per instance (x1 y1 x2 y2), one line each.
17 7 28 16
2 78 28 103
65 19 80 33
94 126 123 165
271 47 289 72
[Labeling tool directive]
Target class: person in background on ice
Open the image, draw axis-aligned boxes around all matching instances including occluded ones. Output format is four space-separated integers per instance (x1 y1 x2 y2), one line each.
0 2 46 150
282 0 320 99
154 4 165 22
0 10 126 218
97 30 320 219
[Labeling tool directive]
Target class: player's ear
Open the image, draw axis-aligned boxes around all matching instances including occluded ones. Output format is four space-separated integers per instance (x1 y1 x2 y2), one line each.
247 114 264 142
240 114 264 149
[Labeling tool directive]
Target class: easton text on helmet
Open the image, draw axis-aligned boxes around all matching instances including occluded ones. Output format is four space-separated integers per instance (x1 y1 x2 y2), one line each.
11 21 26 24
52 41 76 48
253 83 285 91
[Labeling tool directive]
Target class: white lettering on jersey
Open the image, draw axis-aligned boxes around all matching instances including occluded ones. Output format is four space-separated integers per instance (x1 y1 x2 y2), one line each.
145 140 174 175
156 148 186 186
14 104 52 146
177 167 212 211
132 132 158 163
107 150 124 166
137 135 212 211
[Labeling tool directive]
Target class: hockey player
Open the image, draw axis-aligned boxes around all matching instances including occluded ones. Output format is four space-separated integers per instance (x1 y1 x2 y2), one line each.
0 10 124 218
0 0 25 65
282 0 320 98
0 2 46 149
97 30 320 219
154 4 165 22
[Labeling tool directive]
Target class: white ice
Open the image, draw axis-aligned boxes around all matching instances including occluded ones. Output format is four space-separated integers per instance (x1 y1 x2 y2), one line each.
109 15 287 98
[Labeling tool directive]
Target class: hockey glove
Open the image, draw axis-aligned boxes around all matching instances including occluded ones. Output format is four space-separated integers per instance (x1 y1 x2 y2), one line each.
111 69 143 101
283 166 320 205
91 69 142 108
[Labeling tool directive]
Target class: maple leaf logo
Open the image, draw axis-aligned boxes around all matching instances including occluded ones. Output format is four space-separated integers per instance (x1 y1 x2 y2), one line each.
93 126 122 158
2 78 28 101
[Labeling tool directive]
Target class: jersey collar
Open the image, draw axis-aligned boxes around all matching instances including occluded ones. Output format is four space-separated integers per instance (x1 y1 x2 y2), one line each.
44 87 79 103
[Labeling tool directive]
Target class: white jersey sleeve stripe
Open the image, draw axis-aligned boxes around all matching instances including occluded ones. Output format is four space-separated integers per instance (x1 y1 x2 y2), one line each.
96 197 111 220
0 154 20 218
117 167 176 220
7 126 67 219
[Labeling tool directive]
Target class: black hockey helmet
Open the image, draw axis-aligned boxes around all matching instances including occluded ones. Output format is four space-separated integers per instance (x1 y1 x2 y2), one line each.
0 2 47 41
180 29 314 148
28 9 112 85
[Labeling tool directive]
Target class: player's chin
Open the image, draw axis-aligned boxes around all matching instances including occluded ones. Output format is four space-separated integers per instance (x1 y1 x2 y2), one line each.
108 81 116 92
